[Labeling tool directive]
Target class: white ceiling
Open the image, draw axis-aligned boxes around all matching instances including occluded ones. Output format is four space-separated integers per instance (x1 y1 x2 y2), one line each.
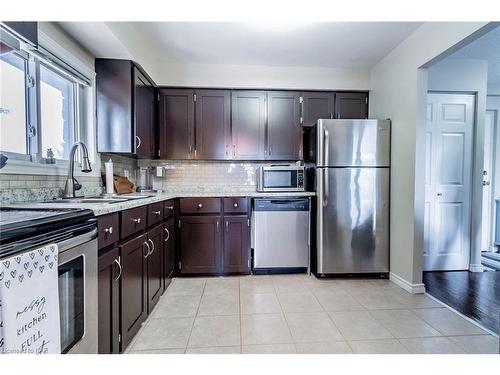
448 25 500 88
59 22 421 69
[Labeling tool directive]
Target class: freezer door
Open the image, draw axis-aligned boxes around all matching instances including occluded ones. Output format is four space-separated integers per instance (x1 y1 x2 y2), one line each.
316 119 390 167
316 167 389 274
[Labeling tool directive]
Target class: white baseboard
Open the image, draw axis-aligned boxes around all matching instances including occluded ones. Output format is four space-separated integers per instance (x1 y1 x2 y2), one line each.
469 263 484 272
389 272 426 294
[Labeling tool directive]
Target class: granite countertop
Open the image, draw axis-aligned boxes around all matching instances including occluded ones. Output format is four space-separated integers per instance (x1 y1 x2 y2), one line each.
4 190 315 216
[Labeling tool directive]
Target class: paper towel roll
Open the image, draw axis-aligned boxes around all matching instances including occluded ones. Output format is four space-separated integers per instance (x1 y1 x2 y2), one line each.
105 159 114 195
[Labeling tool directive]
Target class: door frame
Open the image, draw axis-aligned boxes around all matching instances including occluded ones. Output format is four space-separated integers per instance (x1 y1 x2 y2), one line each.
482 109 497 252
424 91 477 271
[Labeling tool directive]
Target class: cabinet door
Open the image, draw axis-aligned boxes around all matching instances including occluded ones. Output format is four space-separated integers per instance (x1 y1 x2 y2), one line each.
98 248 120 354
134 67 155 158
231 90 266 160
302 91 335 127
267 91 302 160
195 89 231 160
146 224 163 313
163 216 175 291
119 233 147 350
159 89 194 159
223 215 251 274
335 92 368 119
179 215 222 274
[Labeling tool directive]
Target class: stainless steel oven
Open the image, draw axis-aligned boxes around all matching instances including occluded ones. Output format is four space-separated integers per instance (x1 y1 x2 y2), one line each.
57 225 98 354
0 208 98 354
257 165 305 192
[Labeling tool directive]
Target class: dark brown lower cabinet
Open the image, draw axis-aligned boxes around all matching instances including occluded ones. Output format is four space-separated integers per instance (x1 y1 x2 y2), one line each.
120 233 147 350
179 215 222 274
163 216 175 290
146 224 163 313
98 247 120 354
223 215 251 274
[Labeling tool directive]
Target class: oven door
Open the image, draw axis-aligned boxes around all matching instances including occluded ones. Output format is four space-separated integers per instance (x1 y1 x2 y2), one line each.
57 228 98 354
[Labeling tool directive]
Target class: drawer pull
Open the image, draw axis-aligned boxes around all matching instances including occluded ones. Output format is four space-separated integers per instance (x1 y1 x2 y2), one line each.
166 205 174 211
113 257 122 281
233 202 238 208
133 218 141 224
104 226 113 234
153 210 161 216
197 203 203 208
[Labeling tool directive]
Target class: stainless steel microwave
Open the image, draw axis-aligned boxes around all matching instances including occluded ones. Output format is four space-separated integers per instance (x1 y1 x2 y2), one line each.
257 165 305 192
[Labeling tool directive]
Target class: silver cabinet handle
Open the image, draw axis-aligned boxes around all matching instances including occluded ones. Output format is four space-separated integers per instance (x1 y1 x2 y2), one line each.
216 221 219 233
135 135 141 149
113 257 122 281
337 112 340 119
166 205 174 211
133 218 141 224
225 144 229 157
197 203 203 208
233 144 236 157
104 226 113 234
143 241 151 258
233 202 238 208
269 145 272 156
329 112 333 119
225 221 229 233
153 210 161 216
148 239 155 256
164 227 170 242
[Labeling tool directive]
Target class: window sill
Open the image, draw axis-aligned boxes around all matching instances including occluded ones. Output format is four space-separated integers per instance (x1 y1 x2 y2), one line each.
0 157 101 178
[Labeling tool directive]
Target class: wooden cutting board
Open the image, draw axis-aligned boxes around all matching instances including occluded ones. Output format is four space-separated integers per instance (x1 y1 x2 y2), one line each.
113 175 135 194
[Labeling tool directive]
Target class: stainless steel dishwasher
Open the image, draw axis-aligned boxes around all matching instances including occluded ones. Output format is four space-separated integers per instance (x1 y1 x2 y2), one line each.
251 198 310 273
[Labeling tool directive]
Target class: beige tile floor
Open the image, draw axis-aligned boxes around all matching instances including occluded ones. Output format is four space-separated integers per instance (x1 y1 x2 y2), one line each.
125 274 499 354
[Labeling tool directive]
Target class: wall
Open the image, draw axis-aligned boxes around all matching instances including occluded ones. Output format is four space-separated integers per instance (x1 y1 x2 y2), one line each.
369 22 489 291
427 58 489 271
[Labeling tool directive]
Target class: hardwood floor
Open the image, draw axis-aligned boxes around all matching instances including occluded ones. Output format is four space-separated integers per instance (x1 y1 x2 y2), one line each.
423 271 500 335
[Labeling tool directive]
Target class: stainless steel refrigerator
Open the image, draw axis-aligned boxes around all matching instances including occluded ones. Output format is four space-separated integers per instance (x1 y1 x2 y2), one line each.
310 119 390 275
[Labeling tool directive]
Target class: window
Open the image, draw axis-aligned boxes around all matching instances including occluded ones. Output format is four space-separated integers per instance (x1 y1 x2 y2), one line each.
0 52 28 154
39 63 76 160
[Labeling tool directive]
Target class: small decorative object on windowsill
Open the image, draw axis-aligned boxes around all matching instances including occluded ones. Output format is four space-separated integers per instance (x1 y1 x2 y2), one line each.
45 148 56 164
0 153 8 169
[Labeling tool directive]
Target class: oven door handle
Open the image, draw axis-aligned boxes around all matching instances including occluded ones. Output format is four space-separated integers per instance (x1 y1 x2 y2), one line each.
113 256 122 281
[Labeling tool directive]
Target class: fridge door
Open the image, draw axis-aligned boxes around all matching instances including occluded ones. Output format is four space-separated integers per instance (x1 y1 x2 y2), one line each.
316 167 389 274
316 119 390 167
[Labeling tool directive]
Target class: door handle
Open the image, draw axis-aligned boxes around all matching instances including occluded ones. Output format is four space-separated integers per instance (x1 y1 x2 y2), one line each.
135 135 141 149
483 181 490 186
143 241 151 258
113 257 122 282
437 193 443 197
148 239 155 256
323 168 329 207
323 128 329 166
164 227 170 242
225 220 229 233
216 221 220 233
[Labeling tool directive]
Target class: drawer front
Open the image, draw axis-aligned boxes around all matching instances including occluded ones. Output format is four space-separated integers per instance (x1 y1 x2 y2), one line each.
121 206 147 239
163 199 176 219
97 213 120 249
147 202 164 227
223 197 248 214
179 197 221 214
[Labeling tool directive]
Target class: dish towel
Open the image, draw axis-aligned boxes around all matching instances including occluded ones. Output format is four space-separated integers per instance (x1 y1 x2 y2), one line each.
0 244 61 354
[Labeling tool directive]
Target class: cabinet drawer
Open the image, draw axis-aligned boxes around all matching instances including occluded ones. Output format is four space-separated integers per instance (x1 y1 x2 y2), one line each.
179 197 221 214
147 202 164 227
121 206 147 239
163 199 176 219
223 197 248 214
97 213 120 249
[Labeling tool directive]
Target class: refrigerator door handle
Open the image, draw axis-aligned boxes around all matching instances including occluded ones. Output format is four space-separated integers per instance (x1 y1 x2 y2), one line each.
324 128 329 166
323 168 329 207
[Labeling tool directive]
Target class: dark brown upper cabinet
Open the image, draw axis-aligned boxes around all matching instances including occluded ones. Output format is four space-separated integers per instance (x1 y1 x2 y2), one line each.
267 91 302 160
335 92 368 119
159 89 194 159
231 90 267 160
195 89 231 159
302 91 335 127
96 59 155 157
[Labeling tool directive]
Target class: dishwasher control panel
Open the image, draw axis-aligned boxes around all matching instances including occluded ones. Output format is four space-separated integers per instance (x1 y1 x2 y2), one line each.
253 199 310 212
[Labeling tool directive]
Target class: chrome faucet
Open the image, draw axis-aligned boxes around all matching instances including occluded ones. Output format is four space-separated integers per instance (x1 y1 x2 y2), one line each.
64 142 92 198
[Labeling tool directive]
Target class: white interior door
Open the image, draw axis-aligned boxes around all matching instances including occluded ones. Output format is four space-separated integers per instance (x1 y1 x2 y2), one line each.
423 93 475 271
481 110 496 252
